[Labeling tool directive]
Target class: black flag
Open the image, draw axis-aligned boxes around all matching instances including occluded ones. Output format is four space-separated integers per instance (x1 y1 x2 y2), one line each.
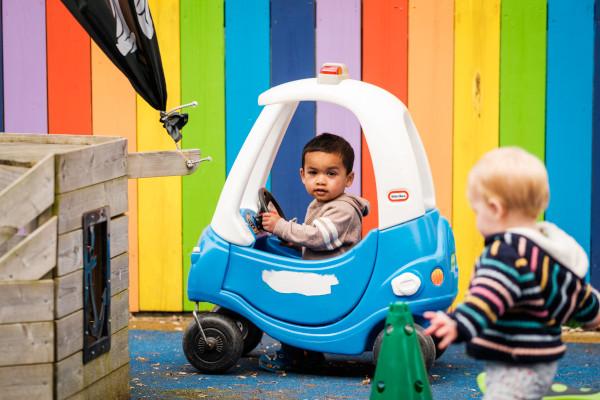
61 0 167 112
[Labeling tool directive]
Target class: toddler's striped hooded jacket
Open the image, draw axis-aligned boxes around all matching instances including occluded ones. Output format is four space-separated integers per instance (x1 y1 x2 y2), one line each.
452 222 600 363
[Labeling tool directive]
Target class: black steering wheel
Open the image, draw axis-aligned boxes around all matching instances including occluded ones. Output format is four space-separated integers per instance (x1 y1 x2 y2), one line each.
257 188 286 225
257 188 300 252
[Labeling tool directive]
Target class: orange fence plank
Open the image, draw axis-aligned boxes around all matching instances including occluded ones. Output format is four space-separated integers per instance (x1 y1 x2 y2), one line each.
408 0 454 223
362 0 409 235
46 0 91 134
91 43 139 312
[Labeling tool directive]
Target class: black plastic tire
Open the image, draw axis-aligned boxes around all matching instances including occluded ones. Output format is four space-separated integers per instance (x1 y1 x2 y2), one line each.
212 306 263 355
182 313 243 374
372 323 436 371
431 333 447 359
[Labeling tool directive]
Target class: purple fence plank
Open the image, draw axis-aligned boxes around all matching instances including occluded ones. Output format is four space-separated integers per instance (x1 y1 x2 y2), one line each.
2 0 47 133
316 0 362 195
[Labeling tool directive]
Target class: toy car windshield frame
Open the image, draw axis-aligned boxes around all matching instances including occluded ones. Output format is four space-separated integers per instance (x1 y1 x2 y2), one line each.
211 78 436 247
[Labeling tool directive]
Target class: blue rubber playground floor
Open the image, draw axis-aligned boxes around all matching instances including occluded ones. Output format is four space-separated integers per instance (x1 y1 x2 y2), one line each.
129 328 599 399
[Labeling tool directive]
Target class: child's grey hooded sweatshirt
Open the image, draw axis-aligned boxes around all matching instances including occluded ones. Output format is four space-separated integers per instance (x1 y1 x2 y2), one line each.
273 193 370 260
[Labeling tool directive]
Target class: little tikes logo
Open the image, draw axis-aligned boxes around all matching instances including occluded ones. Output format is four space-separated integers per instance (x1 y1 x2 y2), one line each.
388 190 409 202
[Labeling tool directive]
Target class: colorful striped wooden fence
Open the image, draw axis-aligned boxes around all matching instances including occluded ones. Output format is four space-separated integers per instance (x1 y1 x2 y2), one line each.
0 0 598 311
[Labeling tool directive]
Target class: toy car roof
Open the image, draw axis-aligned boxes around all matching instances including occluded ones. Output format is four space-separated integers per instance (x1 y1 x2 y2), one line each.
211 65 436 246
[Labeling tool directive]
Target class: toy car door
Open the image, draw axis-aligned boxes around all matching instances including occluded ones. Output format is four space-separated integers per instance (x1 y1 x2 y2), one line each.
223 231 378 325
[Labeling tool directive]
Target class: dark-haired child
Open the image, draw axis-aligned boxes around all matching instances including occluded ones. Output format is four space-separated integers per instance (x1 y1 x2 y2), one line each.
259 132 369 372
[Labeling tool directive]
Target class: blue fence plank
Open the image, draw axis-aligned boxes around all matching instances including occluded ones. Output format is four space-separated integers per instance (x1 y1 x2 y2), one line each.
225 0 270 174
270 0 316 222
545 0 595 264
591 0 600 287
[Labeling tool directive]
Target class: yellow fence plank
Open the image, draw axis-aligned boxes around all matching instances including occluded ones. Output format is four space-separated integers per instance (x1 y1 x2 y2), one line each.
137 0 182 311
453 0 500 301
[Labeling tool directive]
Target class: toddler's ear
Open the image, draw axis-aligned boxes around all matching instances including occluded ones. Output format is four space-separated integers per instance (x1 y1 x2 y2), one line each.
345 171 355 187
300 168 306 183
488 197 506 219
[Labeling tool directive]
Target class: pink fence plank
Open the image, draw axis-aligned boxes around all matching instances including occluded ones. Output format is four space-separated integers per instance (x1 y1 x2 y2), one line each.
316 0 362 194
2 0 47 133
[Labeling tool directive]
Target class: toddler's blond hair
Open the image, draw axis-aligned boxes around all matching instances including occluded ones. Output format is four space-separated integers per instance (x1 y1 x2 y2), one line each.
467 147 549 219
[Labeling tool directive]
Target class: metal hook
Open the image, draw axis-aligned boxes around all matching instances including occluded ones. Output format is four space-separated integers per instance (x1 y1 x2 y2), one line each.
162 101 198 117
185 156 212 169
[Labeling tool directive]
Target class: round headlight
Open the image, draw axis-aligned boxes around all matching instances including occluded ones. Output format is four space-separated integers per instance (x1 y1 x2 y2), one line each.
431 268 444 286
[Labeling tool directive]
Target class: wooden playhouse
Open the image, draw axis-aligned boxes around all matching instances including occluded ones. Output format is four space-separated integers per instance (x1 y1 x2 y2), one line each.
0 133 200 399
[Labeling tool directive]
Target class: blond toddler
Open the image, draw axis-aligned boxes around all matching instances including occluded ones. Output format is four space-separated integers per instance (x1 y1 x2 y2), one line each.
425 147 600 400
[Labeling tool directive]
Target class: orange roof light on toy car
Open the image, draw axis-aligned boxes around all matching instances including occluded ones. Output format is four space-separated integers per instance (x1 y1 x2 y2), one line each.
320 65 342 74
318 63 349 84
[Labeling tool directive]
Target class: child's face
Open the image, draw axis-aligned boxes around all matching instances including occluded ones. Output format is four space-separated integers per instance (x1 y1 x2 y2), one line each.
468 188 504 237
300 151 354 202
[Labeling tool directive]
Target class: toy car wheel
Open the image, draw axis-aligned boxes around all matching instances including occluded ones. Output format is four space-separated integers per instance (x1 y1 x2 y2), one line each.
372 323 436 371
182 313 243 374
431 334 447 359
212 306 263 355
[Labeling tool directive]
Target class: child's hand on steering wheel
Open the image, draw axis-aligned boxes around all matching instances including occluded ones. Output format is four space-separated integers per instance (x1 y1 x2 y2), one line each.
260 210 281 233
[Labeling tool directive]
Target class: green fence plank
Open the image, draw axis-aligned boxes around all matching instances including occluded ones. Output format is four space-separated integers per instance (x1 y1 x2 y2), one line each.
181 0 225 310
499 0 547 160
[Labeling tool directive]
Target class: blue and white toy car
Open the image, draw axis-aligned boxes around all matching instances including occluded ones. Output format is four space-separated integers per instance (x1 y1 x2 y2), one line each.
183 63 458 374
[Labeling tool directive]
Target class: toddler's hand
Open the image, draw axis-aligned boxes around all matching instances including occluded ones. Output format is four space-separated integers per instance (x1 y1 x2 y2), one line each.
261 211 282 233
423 311 458 350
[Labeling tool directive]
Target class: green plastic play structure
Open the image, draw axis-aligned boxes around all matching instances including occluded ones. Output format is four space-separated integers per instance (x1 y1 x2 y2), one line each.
370 302 433 400
370 302 599 400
